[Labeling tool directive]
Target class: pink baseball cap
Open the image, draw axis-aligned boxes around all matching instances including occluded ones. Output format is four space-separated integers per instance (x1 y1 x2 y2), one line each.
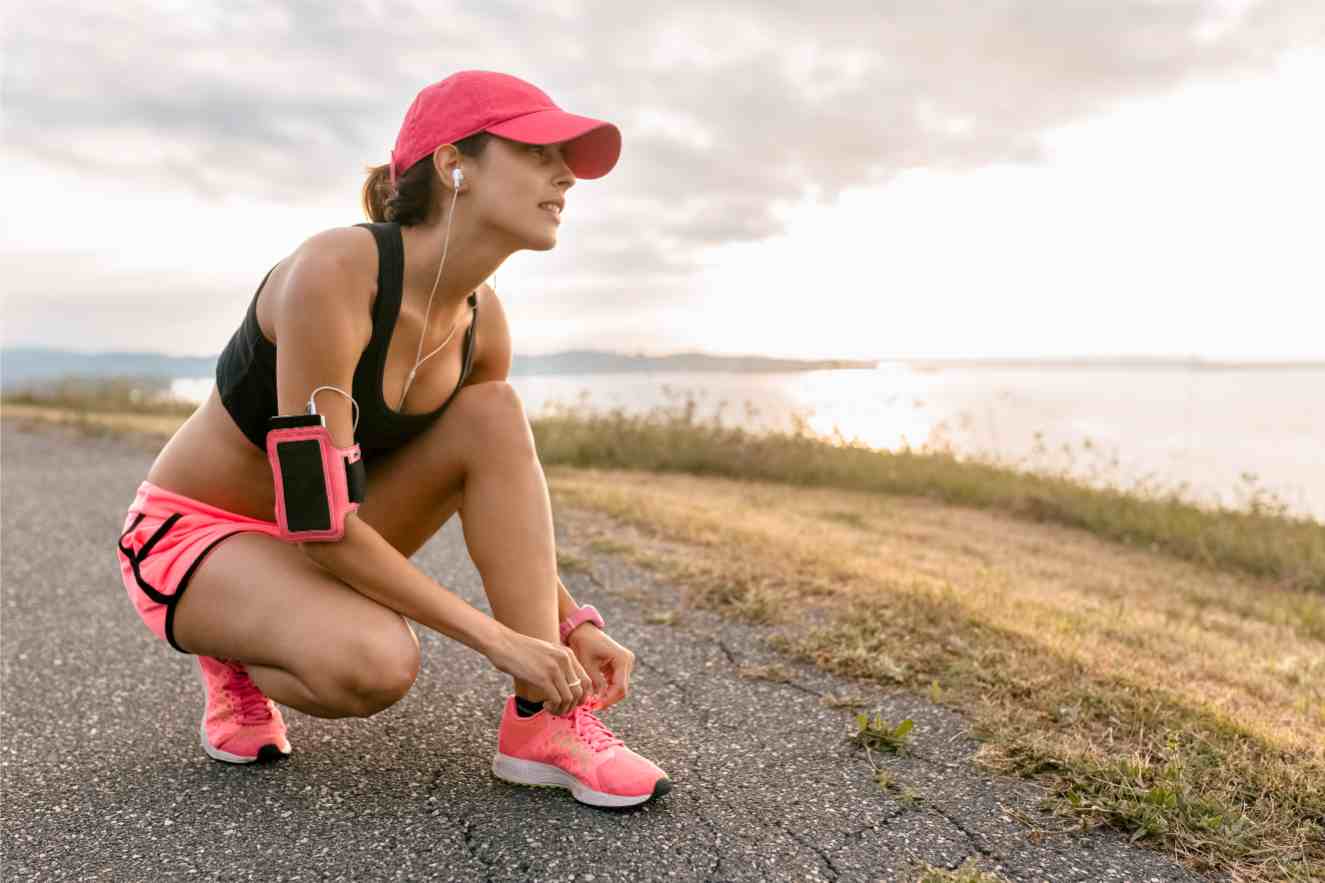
389 70 622 187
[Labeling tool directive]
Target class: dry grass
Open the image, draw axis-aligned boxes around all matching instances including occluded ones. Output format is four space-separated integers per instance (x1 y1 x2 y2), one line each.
3 403 185 441
528 397 1325 595
3 375 196 419
546 467 1325 882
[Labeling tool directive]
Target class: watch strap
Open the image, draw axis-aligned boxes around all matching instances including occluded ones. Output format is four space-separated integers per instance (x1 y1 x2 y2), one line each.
559 604 605 644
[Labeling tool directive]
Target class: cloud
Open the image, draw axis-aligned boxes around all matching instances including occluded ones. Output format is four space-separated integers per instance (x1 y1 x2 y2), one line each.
5 0 1324 295
0 250 254 356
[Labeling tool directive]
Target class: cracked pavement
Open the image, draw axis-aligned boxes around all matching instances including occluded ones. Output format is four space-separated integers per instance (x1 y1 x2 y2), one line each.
1 418 1220 882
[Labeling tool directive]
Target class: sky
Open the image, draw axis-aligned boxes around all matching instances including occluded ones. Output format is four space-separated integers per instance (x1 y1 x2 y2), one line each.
4 0 1324 362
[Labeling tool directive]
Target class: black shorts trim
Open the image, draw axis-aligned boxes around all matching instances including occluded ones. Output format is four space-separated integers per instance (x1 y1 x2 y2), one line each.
117 511 184 605
117 511 249 655
163 530 249 654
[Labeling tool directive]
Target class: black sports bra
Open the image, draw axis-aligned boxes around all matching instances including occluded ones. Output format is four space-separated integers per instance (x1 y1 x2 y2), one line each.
215 221 478 457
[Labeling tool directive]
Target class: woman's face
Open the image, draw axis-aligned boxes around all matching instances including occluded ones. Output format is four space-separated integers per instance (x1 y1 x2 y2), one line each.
468 135 576 251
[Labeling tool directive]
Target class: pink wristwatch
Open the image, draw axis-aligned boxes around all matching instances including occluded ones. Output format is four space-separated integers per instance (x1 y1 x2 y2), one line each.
559 604 605 644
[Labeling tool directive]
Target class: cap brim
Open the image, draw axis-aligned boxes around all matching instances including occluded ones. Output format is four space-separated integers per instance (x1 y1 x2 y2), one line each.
485 110 622 179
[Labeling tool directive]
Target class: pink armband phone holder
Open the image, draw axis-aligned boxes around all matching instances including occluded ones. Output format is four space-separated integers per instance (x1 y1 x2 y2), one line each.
266 414 366 543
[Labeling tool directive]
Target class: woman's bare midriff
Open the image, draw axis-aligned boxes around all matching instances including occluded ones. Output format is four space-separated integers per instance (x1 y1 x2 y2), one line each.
143 226 482 522
144 388 288 521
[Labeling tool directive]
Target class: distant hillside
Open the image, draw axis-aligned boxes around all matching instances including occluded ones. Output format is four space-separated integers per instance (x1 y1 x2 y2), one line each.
0 346 878 392
1 349 214 393
516 350 877 375
5 347 1321 393
904 356 1325 371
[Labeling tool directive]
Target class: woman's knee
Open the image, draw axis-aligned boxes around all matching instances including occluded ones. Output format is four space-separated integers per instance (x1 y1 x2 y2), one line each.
313 617 421 718
449 382 536 456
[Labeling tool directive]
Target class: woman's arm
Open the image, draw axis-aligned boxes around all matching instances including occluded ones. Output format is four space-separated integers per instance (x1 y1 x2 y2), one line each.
557 577 582 623
308 511 506 656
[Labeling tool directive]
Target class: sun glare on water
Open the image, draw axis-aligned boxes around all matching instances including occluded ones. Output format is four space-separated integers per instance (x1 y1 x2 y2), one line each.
795 363 938 452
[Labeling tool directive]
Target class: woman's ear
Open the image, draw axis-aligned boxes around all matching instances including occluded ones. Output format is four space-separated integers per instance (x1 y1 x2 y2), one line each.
431 144 463 191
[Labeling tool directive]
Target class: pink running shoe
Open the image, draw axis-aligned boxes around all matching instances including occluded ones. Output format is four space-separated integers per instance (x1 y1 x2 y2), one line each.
194 655 291 764
492 693 672 808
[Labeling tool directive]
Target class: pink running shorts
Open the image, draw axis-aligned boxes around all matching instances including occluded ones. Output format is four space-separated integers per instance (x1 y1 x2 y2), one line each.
116 479 286 654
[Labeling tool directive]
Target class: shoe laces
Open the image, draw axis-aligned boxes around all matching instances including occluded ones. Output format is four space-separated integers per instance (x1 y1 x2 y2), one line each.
220 659 274 725
567 695 625 752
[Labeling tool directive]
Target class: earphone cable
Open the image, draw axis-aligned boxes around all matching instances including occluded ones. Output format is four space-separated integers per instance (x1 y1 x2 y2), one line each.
398 170 464 411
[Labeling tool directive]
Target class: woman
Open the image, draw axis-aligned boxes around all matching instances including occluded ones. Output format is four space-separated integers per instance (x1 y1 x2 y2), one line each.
114 70 672 808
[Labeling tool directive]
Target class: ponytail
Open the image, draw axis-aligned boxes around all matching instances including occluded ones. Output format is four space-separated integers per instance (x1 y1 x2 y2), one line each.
361 163 393 222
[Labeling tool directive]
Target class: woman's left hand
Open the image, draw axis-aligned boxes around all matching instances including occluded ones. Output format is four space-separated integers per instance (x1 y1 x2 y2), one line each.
567 626 634 710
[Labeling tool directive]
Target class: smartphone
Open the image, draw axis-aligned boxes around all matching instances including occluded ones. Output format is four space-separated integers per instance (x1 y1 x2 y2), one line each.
268 413 332 533
269 413 326 431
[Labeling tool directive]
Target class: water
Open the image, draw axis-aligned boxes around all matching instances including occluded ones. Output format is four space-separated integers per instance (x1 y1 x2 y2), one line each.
168 365 1325 522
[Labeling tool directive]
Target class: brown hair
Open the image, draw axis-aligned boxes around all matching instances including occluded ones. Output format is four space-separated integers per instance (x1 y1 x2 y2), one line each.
361 131 494 225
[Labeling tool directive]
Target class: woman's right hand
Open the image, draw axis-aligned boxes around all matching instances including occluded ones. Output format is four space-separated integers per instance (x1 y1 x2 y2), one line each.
485 625 592 717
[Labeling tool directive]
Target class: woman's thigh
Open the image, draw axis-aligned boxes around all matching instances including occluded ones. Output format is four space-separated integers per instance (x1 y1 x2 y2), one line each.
171 531 419 691
357 381 534 558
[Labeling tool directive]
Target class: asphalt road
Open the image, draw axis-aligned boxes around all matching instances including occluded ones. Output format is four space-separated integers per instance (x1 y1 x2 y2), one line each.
0 416 1219 882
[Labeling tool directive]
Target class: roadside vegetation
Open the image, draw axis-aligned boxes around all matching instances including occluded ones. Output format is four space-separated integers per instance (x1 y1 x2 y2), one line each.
1 376 195 440
3 375 196 418
5 377 1323 880
530 391 1323 595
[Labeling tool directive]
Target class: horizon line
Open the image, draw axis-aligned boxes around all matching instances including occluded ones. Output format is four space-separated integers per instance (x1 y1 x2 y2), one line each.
2 344 1324 367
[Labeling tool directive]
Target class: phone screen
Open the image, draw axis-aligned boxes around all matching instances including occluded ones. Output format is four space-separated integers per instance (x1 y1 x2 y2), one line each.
276 439 331 531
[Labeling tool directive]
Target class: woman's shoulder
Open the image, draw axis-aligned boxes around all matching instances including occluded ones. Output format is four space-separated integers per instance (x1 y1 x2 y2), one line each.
259 225 381 346
291 224 381 280
283 225 381 305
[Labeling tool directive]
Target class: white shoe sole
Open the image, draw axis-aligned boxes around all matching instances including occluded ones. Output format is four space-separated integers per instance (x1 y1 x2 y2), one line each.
491 752 665 808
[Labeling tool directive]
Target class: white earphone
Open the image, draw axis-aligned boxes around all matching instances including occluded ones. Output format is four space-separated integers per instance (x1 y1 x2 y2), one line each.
452 168 464 187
